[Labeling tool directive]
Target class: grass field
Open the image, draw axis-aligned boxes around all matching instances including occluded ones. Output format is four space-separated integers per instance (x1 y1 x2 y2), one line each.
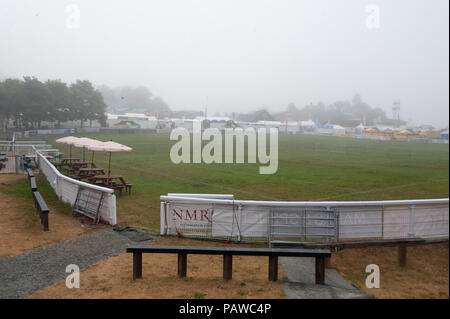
46 133 449 232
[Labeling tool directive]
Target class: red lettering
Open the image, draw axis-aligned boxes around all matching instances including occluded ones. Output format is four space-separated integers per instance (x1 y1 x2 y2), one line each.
200 210 211 222
185 209 197 221
172 208 182 220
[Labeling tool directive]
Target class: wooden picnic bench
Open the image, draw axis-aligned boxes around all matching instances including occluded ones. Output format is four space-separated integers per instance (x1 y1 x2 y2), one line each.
70 167 105 180
32 191 50 232
90 174 133 195
126 245 331 284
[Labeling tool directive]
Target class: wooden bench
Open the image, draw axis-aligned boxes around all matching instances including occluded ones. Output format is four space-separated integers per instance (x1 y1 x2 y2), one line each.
126 245 331 284
124 182 133 195
26 168 34 180
32 191 50 232
301 238 426 267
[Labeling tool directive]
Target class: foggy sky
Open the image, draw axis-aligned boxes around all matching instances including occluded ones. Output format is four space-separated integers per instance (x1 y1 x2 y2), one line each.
1 0 448 128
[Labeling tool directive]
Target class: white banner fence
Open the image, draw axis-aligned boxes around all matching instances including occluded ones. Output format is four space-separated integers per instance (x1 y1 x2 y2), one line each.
160 194 449 243
33 146 117 225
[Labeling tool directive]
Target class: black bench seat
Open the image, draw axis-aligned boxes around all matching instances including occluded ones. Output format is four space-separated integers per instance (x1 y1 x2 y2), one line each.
126 245 331 284
29 176 37 192
32 191 50 231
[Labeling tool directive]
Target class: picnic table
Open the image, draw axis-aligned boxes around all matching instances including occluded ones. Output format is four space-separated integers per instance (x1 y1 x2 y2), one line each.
55 157 80 169
71 167 105 180
90 174 133 195
61 157 80 164
69 161 95 168
66 161 96 174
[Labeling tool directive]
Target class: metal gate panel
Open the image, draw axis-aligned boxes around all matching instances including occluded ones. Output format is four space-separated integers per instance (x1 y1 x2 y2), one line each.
269 207 339 247
73 186 105 223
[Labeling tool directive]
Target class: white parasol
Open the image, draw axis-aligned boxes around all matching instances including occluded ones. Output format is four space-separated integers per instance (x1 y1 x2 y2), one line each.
73 137 103 161
87 141 133 176
55 136 80 158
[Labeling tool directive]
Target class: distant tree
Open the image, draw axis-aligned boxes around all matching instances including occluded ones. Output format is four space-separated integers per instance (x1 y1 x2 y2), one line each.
46 80 72 127
0 79 25 131
238 109 274 122
271 95 388 126
97 84 171 115
0 77 108 131
21 76 52 129
70 80 107 127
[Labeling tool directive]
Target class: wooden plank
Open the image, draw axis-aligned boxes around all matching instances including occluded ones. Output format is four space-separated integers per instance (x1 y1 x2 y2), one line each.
126 246 331 258
26 168 34 179
29 176 37 192
301 238 426 250
32 191 49 213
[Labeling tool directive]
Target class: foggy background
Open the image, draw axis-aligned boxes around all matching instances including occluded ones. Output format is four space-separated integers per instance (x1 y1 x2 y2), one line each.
0 0 448 128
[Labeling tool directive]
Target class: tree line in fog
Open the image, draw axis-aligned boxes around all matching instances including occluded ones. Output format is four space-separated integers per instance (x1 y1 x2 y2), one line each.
0 77 107 131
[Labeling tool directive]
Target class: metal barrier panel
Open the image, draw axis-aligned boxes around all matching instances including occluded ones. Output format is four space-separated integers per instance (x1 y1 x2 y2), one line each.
414 204 449 238
161 195 449 243
383 205 410 239
268 207 338 246
339 206 383 239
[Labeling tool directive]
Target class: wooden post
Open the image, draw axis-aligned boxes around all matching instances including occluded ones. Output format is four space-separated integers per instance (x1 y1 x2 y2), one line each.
268 255 278 281
133 252 142 280
223 254 233 280
398 243 407 267
42 213 49 232
178 253 187 277
315 257 325 285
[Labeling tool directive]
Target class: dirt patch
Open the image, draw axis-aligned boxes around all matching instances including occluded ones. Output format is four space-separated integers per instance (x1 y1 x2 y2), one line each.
0 174 93 258
331 243 449 299
29 237 285 299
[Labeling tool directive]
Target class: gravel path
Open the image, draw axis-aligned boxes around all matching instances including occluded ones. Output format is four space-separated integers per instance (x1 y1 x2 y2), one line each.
280 257 372 299
0 228 156 299
1 227 370 299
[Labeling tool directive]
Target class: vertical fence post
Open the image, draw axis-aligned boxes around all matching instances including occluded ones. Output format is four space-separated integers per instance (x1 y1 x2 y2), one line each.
408 205 415 238
237 204 242 242
160 201 166 235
